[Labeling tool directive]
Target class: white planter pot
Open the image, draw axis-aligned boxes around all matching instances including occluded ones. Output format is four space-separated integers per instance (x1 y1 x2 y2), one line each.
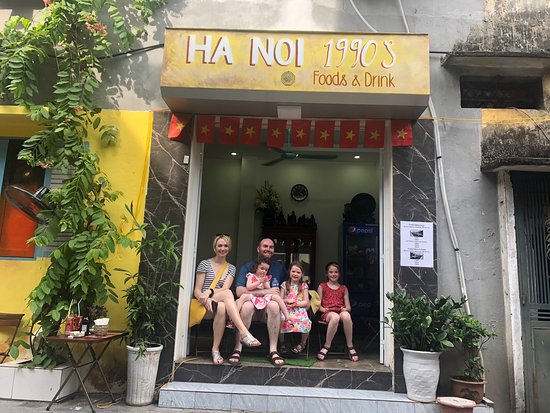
401 347 441 402
126 344 163 406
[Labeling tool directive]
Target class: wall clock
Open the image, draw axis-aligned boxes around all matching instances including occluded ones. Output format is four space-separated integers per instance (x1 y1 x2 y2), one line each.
291 184 308 202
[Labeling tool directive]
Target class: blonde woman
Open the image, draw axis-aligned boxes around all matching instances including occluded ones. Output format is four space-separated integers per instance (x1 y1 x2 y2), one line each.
194 234 261 365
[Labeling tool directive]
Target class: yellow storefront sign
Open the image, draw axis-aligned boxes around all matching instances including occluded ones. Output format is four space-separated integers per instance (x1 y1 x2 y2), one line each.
161 29 429 96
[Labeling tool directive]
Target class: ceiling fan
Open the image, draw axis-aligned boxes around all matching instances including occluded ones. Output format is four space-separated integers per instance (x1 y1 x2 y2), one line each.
262 124 340 167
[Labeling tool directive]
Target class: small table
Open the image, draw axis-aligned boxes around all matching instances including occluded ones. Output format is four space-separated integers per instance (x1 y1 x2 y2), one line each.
45 331 128 413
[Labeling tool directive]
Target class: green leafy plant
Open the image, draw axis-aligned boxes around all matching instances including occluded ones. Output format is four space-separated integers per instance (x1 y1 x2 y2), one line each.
119 207 183 357
384 289 466 352
255 180 282 216
1 0 166 368
450 312 497 381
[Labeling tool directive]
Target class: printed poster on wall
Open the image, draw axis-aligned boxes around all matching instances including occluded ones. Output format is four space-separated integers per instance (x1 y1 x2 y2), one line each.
400 221 433 268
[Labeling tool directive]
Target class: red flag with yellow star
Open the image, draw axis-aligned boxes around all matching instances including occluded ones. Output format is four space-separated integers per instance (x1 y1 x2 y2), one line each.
267 119 287 148
291 119 311 147
314 120 335 148
339 120 360 148
391 120 413 146
219 116 240 144
240 118 262 146
168 113 191 140
364 120 385 148
195 115 215 144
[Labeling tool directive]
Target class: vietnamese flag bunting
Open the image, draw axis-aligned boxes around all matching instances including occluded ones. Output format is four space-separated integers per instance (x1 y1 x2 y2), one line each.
267 119 287 148
240 118 262 146
291 119 311 147
391 120 413 146
314 120 335 148
219 116 240 144
195 115 215 144
168 113 191 140
364 120 385 148
339 120 360 148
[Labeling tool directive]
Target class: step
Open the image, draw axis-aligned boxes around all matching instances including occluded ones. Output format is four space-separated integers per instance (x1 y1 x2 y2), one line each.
159 382 494 413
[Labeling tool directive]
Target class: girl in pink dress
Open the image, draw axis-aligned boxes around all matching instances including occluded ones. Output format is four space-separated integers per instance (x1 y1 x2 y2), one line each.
279 261 311 354
316 261 358 362
238 258 292 324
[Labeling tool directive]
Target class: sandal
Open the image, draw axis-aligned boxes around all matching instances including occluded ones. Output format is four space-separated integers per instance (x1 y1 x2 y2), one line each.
212 350 224 365
347 346 359 362
317 345 330 361
268 351 285 366
292 343 305 354
228 350 241 366
240 333 261 347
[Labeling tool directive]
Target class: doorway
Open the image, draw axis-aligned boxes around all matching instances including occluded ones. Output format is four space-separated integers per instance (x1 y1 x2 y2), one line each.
511 171 550 413
193 138 384 365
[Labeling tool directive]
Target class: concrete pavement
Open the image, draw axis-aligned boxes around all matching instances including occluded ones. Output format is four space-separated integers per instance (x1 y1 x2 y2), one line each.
0 393 239 413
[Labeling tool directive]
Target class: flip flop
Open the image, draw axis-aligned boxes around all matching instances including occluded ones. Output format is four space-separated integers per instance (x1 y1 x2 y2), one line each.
268 351 285 367
228 350 241 366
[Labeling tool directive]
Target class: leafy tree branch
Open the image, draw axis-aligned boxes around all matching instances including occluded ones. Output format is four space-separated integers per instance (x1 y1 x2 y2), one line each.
0 0 165 367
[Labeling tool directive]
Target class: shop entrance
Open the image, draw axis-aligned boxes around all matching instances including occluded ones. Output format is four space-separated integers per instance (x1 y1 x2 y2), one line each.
191 133 384 368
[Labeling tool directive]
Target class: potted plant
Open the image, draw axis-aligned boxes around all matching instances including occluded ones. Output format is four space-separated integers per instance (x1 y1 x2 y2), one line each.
118 212 182 406
449 312 497 403
384 289 465 402
255 180 282 226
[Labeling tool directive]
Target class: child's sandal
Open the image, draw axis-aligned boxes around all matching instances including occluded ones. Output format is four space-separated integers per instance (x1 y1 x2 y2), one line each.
317 345 330 361
292 343 305 354
347 346 359 362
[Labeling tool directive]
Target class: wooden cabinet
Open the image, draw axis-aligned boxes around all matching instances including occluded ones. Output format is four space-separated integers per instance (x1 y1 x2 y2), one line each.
261 226 317 287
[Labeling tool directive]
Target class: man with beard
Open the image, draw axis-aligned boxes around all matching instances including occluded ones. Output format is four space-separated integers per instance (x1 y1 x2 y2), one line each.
228 238 288 366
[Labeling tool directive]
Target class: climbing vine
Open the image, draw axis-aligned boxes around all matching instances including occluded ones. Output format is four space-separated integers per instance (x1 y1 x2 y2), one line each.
0 0 165 367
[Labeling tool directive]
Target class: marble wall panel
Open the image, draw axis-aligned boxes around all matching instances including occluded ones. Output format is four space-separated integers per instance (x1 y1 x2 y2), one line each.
140 110 191 379
173 362 392 391
392 119 437 392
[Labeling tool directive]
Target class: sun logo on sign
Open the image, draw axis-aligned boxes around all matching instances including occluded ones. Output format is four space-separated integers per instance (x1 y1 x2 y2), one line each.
281 71 295 86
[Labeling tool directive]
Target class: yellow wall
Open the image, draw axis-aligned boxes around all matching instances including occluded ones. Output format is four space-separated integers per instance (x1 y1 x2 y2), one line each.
0 107 152 365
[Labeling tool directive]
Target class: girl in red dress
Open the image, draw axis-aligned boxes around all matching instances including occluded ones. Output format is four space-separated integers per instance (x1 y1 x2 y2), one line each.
316 262 358 362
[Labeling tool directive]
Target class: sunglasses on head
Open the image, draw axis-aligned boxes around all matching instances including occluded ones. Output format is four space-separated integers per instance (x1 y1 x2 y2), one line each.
216 233 230 237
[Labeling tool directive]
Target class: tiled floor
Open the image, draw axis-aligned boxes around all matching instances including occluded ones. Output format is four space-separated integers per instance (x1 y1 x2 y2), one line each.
182 350 388 372
191 321 386 372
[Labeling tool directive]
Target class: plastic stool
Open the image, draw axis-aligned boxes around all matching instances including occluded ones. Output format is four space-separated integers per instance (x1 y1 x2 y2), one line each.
437 396 476 413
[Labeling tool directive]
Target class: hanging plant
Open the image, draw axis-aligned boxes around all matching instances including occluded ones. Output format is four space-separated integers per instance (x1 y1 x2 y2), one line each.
0 0 166 367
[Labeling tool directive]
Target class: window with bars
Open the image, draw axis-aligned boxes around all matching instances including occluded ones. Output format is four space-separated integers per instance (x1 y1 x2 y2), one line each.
460 76 543 109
